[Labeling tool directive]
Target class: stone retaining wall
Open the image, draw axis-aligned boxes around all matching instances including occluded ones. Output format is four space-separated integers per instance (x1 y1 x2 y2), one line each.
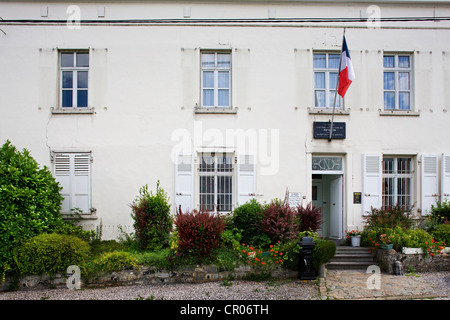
0 265 298 292
376 249 450 274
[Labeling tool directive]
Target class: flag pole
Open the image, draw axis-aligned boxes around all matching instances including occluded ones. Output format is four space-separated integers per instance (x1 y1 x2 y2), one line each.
329 28 346 142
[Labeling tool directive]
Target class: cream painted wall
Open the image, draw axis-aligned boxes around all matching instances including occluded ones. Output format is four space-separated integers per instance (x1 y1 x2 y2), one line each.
1 1 450 239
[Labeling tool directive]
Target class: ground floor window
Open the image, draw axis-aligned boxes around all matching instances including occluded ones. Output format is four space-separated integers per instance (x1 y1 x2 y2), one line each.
198 152 233 212
382 157 413 211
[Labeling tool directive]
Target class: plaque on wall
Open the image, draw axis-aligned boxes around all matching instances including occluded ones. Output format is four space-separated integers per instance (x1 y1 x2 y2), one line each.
313 121 346 139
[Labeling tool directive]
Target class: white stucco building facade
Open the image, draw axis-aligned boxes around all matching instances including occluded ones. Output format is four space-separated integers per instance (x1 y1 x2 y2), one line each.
1 0 450 240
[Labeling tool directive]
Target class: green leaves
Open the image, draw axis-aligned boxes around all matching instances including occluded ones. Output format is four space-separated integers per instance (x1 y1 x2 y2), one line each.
1 140 64 277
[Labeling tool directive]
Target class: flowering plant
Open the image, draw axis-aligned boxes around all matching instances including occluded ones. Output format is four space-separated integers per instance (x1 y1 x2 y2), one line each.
380 234 391 245
239 241 285 274
345 229 361 238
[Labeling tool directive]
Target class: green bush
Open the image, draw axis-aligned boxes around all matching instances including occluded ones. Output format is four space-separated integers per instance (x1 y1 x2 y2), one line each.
312 239 336 273
54 222 96 243
1 140 64 276
136 249 173 269
229 199 269 246
130 182 172 251
430 199 450 224
88 251 138 273
432 224 450 245
363 205 414 231
363 226 434 252
14 233 91 275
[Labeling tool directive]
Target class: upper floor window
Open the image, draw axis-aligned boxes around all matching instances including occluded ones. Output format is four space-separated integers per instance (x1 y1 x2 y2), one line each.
313 53 342 108
201 51 231 108
60 51 89 108
383 54 412 110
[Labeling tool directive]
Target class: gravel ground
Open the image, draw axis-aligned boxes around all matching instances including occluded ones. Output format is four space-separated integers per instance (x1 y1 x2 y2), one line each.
416 271 450 297
0 271 448 301
0 279 319 300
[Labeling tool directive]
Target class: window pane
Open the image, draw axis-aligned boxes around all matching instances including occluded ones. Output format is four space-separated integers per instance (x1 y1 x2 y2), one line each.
383 158 394 174
313 54 326 68
77 90 88 107
201 53 215 68
203 71 214 88
62 71 73 88
315 90 325 107
397 158 411 173
383 177 395 209
384 72 395 90
199 154 215 172
217 54 231 69
329 91 341 108
76 53 89 67
383 56 395 68
203 90 214 106
329 72 338 89
398 72 410 90
218 90 229 107
77 71 88 88
399 92 410 110
384 92 395 109
62 90 73 107
61 53 74 67
398 56 410 68
217 155 233 172
314 72 325 89
328 54 340 69
218 71 229 88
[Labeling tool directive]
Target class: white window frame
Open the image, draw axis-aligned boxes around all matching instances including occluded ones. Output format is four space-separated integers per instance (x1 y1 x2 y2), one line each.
59 50 89 109
200 51 231 108
382 156 414 211
313 52 343 109
197 152 234 213
383 54 413 111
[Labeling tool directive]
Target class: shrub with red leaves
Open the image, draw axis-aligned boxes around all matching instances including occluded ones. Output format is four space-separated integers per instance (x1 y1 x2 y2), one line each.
260 201 299 243
296 202 323 232
174 207 226 262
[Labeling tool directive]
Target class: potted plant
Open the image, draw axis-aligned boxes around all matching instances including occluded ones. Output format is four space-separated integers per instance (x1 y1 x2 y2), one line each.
379 234 393 250
345 229 361 247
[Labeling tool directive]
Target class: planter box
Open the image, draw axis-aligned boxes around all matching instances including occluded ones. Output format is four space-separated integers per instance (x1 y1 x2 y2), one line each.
402 247 450 254
380 244 393 250
402 247 423 254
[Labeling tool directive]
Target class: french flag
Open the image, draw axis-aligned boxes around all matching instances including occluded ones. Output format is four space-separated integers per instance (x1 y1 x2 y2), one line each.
338 36 355 97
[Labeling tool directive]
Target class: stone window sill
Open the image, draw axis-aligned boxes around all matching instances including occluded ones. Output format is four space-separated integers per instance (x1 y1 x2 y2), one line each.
379 110 420 116
194 107 237 114
308 107 350 115
51 107 95 114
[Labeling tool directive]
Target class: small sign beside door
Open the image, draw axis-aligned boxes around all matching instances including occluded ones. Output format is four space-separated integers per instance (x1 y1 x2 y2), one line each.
353 192 362 204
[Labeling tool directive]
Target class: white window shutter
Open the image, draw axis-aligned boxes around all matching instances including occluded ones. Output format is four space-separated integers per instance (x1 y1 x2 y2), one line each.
175 153 194 212
362 154 382 215
73 154 91 214
237 154 256 206
54 153 91 214
54 153 72 213
421 154 439 215
442 154 450 201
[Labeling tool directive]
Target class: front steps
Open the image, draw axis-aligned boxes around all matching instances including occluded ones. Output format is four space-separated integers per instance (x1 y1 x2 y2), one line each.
327 246 377 271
